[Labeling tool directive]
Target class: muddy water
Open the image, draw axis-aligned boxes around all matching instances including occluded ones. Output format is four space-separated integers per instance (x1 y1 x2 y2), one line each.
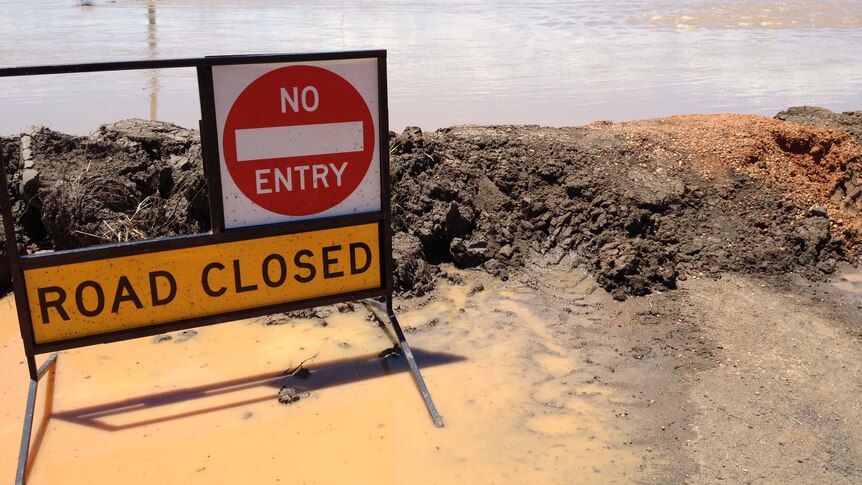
1 0 861 135
0 268 639 484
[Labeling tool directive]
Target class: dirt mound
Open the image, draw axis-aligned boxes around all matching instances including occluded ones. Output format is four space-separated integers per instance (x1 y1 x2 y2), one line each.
1 112 860 299
1 119 209 252
390 114 861 299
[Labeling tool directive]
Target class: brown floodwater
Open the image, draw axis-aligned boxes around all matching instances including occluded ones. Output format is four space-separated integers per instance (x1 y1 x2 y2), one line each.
1 0 861 135
0 268 640 484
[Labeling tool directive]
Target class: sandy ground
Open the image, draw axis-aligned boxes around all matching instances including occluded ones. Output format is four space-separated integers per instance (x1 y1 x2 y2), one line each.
501 257 862 483
613 265 862 483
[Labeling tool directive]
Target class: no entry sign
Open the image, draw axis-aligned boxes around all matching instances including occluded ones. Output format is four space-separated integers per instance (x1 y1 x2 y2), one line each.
223 65 374 216
211 57 382 229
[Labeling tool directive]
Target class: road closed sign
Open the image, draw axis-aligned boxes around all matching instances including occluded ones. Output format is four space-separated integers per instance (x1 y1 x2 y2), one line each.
211 57 382 229
23 223 381 345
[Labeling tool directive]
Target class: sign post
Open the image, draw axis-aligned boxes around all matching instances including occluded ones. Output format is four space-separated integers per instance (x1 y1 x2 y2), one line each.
0 51 442 485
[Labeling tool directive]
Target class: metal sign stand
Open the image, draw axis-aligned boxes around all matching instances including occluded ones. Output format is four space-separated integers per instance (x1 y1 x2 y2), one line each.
0 151 63 485
364 296 445 427
15 354 57 485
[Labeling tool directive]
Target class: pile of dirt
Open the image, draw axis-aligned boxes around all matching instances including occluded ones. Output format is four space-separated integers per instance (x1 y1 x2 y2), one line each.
0 119 209 251
390 112 861 299
1 109 860 300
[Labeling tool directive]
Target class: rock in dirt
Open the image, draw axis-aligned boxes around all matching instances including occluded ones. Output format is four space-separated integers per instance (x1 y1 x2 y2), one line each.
392 232 439 296
277 386 302 405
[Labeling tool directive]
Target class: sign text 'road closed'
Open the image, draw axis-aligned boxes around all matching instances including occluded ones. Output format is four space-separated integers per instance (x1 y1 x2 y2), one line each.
221 65 376 217
23 224 381 345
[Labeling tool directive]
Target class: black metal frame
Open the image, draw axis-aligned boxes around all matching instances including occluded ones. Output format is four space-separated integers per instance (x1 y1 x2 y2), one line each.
1 51 442 485
15 353 57 485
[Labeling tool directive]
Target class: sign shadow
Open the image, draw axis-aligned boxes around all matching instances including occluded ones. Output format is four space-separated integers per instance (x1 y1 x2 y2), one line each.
50 348 465 432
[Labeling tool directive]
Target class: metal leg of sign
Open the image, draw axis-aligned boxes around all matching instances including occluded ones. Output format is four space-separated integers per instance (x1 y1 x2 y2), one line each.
384 296 445 428
16 353 58 485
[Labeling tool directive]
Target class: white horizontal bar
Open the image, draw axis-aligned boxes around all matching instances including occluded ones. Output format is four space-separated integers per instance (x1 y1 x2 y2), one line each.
234 121 364 161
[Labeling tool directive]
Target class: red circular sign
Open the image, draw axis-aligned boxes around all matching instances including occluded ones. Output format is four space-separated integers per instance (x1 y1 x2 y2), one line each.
223 65 375 216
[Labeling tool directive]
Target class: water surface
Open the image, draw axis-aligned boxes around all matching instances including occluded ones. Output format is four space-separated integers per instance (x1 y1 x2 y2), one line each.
1 0 861 135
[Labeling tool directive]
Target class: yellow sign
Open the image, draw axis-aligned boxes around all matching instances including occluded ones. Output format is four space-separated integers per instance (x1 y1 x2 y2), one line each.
24 224 381 344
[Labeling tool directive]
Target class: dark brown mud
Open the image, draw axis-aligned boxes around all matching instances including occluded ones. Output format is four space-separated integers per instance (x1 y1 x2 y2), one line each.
389 112 861 299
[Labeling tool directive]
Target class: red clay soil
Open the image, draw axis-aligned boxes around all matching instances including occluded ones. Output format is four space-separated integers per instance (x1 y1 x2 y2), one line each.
617 114 862 246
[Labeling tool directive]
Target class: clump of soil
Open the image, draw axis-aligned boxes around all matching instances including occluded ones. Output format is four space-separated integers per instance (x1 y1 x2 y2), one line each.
1 110 860 300
261 307 332 325
277 386 304 405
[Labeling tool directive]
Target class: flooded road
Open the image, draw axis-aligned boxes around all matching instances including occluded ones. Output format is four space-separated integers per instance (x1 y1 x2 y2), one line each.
1 0 861 135
0 268 641 484
3 259 862 483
